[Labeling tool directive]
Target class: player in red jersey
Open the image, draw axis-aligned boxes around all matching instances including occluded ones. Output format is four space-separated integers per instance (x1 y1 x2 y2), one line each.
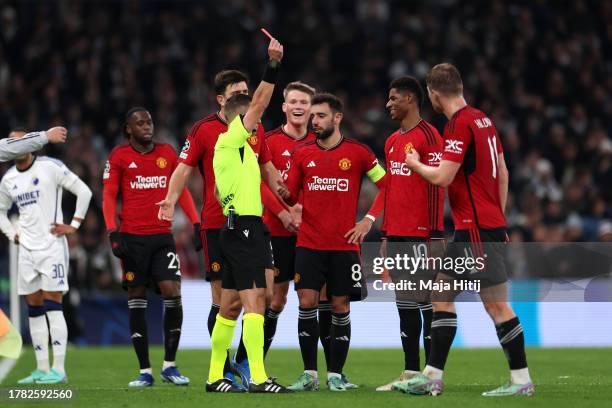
395 64 533 397
157 70 286 387
370 76 444 391
283 93 386 392
102 108 200 387
260 81 316 357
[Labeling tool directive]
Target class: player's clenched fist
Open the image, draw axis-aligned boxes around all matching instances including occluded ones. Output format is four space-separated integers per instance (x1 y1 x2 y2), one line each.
46 126 68 144
268 38 283 62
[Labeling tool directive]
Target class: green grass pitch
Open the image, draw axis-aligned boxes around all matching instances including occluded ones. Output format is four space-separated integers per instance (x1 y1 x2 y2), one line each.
2 347 611 407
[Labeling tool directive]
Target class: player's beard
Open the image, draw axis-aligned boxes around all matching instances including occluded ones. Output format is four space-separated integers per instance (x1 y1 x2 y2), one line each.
315 125 334 140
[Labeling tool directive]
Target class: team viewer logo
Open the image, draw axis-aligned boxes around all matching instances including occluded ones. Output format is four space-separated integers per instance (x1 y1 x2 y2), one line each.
307 176 349 192
179 140 190 159
156 157 168 169
247 134 258 146
339 158 351 170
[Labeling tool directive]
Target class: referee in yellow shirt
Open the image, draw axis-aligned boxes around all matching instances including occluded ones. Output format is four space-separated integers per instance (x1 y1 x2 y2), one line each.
206 36 291 393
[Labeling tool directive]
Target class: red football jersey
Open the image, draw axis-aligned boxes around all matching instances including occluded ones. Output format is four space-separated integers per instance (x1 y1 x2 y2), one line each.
179 113 271 229
286 137 380 251
263 125 315 237
442 105 506 229
383 120 444 237
103 143 178 235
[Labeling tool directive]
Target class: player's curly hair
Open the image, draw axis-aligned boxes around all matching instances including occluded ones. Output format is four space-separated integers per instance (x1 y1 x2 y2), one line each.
389 76 424 110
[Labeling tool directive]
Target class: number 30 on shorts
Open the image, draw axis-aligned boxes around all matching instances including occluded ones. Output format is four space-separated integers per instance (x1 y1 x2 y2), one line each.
167 252 181 270
51 264 65 279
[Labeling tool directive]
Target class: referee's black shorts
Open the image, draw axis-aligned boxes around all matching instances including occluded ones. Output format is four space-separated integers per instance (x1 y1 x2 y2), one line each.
219 216 272 291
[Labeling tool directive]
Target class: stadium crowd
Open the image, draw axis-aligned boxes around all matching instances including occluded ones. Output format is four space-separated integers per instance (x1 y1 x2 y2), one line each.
0 0 610 288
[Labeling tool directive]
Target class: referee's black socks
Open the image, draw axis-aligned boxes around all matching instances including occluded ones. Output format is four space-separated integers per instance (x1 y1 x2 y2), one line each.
163 296 183 363
329 311 351 375
128 297 150 370
298 307 319 371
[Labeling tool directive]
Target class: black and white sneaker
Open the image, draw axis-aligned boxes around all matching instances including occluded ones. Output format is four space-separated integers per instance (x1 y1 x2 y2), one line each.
249 377 292 393
206 378 246 393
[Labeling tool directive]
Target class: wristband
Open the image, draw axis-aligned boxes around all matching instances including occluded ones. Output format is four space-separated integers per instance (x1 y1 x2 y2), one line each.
364 214 376 223
70 219 82 229
262 60 280 84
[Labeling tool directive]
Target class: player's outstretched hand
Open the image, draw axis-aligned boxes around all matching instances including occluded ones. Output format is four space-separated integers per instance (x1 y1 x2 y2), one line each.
345 217 374 244
268 37 283 62
50 223 77 237
404 148 421 169
156 199 175 221
277 209 299 233
46 127 68 144
276 179 290 200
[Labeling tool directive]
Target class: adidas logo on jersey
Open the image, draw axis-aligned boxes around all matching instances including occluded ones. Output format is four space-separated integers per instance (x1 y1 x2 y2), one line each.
307 161 316 167
282 150 291 157
353 282 362 288
389 146 394 153
129 162 138 168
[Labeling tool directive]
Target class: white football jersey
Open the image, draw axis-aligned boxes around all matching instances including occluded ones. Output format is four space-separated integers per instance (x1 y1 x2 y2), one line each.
0 156 80 250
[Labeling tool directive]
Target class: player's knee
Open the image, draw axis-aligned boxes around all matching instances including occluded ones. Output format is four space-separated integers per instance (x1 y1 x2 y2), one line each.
432 301 455 313
483 301 513 321
25 291 44 307
331 296 350 314
127 286 147 299
270 294 287 312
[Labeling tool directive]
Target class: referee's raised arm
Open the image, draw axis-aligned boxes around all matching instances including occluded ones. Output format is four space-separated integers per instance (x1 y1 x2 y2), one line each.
242 38 283 132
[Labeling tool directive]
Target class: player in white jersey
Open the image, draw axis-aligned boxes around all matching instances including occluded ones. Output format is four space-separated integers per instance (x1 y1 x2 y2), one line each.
0 128 92 385
0 126 67 162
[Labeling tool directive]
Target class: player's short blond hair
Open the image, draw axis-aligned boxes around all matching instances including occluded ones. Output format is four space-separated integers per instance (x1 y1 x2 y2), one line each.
283 81 316 100
426 63 463 96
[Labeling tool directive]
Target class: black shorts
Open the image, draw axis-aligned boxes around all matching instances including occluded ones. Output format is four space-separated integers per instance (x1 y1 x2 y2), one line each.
294 247 366 299
443 227 508 288
201 228 223 282
386 236 433 303
120 233 181 290
219 216 270 291
271 236 296 283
